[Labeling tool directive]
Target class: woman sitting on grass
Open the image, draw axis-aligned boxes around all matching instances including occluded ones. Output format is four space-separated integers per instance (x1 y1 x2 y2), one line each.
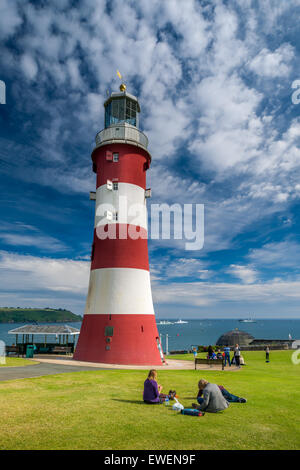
143 369 169 404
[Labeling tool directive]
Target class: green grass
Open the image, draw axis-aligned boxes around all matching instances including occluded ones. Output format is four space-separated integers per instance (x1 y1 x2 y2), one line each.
0 351 299 450
0 357 38 367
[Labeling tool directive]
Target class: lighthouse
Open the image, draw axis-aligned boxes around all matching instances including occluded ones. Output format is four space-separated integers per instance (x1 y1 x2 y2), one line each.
74 84 164 365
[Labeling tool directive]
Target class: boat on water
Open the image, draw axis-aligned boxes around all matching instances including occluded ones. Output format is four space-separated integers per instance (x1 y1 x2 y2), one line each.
157 320 174 325
239 318 256 323
174 319 188 324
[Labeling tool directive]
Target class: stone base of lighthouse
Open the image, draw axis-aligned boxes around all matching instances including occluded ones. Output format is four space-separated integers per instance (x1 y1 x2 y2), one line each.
74 314 163 365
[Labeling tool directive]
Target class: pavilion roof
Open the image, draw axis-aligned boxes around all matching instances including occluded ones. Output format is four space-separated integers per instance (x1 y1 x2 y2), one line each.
8 324 80 335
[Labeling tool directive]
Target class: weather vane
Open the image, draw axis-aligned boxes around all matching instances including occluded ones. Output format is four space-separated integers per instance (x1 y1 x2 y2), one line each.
116 69 126 92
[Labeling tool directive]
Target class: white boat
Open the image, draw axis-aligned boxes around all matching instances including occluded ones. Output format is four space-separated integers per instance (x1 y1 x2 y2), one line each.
174 319 188 324
239 319 256 323
158 320 173 325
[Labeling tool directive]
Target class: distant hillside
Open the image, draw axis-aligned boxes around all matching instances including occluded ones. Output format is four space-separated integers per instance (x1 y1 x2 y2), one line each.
0 308 82 323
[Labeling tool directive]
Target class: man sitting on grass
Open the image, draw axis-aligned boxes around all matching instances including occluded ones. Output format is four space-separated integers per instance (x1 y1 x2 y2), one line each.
192 379 229 413
192 379 247 413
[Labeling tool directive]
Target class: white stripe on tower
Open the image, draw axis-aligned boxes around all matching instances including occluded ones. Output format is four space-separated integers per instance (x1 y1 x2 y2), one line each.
94 182 148 230
85 268 155 315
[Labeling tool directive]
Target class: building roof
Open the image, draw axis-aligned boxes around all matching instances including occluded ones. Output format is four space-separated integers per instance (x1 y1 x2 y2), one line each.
251 339 292 344
8 325 80 335
216 329 255 346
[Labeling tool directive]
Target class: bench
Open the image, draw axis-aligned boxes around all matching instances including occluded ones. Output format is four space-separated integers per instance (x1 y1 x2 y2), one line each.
5 346 20 357
51 346 72 355
195 358 224 370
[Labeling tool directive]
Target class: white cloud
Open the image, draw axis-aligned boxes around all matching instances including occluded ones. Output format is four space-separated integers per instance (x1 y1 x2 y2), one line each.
227 264 257 284
0 233 67 252
20 54 38 80
248 240 300 268
0 0 22 39
0 251 90 294
0 223 67 252
248 44 295 78
152 278 300 307
152 257 210 280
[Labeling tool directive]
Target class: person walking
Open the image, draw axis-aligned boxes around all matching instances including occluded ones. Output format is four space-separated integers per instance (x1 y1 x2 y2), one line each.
234 343 241 367
265 346 270 363
223 345 231 367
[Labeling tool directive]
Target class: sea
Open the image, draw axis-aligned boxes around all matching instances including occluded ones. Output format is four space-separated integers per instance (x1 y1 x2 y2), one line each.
1 319 300 352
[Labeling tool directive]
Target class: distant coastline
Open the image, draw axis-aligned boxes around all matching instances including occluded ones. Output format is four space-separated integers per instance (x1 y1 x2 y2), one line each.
0 308 82 323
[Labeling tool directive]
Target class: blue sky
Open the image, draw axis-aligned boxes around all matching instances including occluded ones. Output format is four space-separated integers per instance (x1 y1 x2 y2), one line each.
0 0 300 318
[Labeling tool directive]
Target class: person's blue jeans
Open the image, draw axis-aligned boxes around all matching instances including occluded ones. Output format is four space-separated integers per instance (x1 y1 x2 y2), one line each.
224 353 231 366
197 389 241 404
220 389 241 403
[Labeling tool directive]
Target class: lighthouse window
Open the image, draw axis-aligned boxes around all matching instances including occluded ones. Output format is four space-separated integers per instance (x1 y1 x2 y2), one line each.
105 326 114 337
113 212 118 221
113 182 118 190
125 99 137 126
105 97 139 128
113 153 119 162
119 99 125 119
111 99 121 122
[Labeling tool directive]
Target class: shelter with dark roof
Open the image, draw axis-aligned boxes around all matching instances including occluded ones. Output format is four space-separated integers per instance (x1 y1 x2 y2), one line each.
216 329 254 347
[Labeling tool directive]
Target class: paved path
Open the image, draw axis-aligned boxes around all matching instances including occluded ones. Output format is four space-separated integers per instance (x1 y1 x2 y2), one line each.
0 362 107 382
33 356 240 371
0 356 240 382
33 356 196 370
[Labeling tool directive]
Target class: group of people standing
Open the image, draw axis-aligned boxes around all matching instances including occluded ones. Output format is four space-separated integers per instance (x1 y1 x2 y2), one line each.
207 344 244 367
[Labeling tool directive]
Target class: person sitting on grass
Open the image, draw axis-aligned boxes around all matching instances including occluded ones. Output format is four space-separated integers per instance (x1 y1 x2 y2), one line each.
195 379 247 407
239 355 245 365
192 379 229 413
143 369 169 404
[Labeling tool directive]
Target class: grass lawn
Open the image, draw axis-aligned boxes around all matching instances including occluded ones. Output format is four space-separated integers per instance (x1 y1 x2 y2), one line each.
0 357 38 367
0 350 299 450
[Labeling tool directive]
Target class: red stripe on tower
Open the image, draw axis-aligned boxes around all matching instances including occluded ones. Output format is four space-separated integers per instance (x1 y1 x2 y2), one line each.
93 144 150 189
91 226 149 271
74 84 164 365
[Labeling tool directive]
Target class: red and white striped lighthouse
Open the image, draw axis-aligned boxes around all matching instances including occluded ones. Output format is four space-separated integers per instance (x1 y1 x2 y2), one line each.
74 84 164 365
